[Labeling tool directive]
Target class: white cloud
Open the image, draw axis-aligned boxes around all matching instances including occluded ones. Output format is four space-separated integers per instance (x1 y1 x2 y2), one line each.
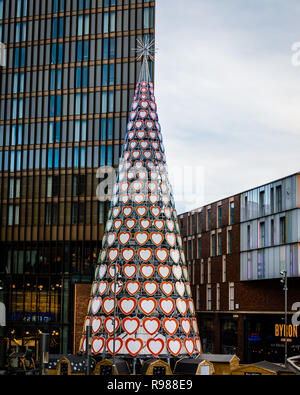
154 0 300 213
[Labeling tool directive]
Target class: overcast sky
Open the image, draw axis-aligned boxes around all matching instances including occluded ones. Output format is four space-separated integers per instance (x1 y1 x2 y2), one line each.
153 0 300 214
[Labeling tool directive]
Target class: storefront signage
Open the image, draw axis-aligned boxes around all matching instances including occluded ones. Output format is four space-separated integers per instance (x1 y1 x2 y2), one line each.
274 324 298 339
7 311 56 322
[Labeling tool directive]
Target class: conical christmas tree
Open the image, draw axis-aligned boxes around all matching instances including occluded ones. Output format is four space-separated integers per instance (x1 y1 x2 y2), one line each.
79 40 201 364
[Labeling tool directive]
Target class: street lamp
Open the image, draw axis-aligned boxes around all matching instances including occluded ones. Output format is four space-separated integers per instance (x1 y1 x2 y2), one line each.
280 270 288 367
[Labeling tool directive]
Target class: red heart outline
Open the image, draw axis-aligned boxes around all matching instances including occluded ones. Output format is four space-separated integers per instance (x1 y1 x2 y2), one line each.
134 120 144 129
139 218 151 230
162 318 179 336
136 206 148 217
91 317 102 334
98 281 108 296
154 219 165 231
91 337 105 355
121 248 136 263
143 281 158 296
120 181 130 193
108 264 120 279
140 264 155 279
155 248 169 263
157 265 171 279
134 232 149 246
102 297 117 315
125 281 140 296
125 338 143 357
125 219 137 230
167 338 182 357
195 337 202 354
106 338 123 356
138 110 148 119
122 206 133 217
164 207 172 219
109 281 123 295
119 297 137 315
184 339 195 356
140 141 150 149
145 120 154 129
143 150 153 159
159 298 175 316
107 232 117 247
142 318 161 335
118 232 131 246
133 193 145 205
112 207 121 218
181 318 192 336
149 131 157 140
138 248 153 263
132 150 141 159
136 130 146 139
140 100 149 109
192 318 199 334
150 232 164 246
113 219 123 231
139 297 157 316
147 338 164 357
123 264 137 279
150 206 161 218
104 317 120 335
132 180 144 192
122 317 140 335
176 298 188 316
165 233 176 247
160 281 174 296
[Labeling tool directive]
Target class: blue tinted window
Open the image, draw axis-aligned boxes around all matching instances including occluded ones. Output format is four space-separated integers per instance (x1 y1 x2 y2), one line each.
107 145 112 166
100 145 106 166
54 148 59 168
109 64 114 85
52 18 58 38
80 147 85 168
108 118 113 139
101 119 106 141
48 149 53 169
102 64 108 86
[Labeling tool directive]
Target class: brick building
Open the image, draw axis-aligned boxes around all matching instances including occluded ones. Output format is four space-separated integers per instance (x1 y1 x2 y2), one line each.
179 172 300 363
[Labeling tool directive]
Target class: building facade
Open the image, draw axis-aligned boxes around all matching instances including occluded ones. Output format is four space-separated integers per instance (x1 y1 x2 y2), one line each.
0 0 155 362
180 172 300 363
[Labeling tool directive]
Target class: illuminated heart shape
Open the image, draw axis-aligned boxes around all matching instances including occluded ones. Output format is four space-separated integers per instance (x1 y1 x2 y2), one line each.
138 248 153 262
132 101 138 110
122 317 140 335
177 235 183 248
107 232 117 247
132 180 144 191
136 206 148 217
135 120 143 129
132 150 141 159
118 232 131 246
158 265 171 279
120 181 130 192
143 151 152 159
106 220 113 232
125 338 143 357
114 219 123 231
104 317 120 335
102 297 116 315
125 219 136 230
163 318 179 336
183 266 189 280
186 283 191 297
120 194 130 204
139 298 157 316
143 318 161 335
99 249 106 263
184 339 195 356
195 338 201 354
188 299 195 315
192 318 199 334
119 298 137 315
91 317 102 334
172 265 182 280
146 161 155 170
140 100 149 109
127 121 134 130
108 264 120 279
147 338 164 357
121 248 135 262
128 131 135 140
112 207 120 218
133 193 145 204
98 264 107 279
155 248 169 263
167 338 182 357
141 87 148 93
154 219 165 231
137 170 147 179
150 207 161 218
150 101 156 110
176 298 188 316
156 152 163 161
149 111 156 120
159 298 175 316
135 232 149 246
91 337 105 355
149 131 157 139
130 111 137 120
92 281 98 295
125 161 132 170
164 207 172 219
139 110 148 119
166 233 176 248
110 281 123 295
123 207 133 217
166 220 175 231
125 281 140 296
140 264 155 279
106 338 123 356
170 249 180 264
161 282 174 296
175 282 185 297
123 264 137 279
145 120 154 129
127 170 136 180
151 141 159 150
140 218 151 230
91 297 102 315
150 232 163 246
143 281 158 296
136 130 146 139
181 318 192 336
147 181 157 192
148 194 159 205
98 281 108 296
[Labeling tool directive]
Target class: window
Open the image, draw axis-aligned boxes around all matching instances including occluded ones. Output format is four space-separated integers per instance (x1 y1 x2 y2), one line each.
230 201 234 225
276 185 282 212
8 205 20 226
211 233 215 257
217 231 222 255
216 284 220 311
222 256 226 282
229 283 234 311
259 191 265 216
207 258 211 283
270 188 274 213
207 285 212 311
197 237 202 259
257 250 265 279
197 211 202 233
200 260 204 284
259 221 265 248
227 229 232 254
72 202 85 224
271 219 275 246
244 196 248 219
247 224 251 249
280 217 286 244
207 208 211 231
218 205 222 228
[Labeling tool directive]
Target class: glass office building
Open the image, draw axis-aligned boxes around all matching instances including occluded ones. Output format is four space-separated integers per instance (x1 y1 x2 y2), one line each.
0 0 155 359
